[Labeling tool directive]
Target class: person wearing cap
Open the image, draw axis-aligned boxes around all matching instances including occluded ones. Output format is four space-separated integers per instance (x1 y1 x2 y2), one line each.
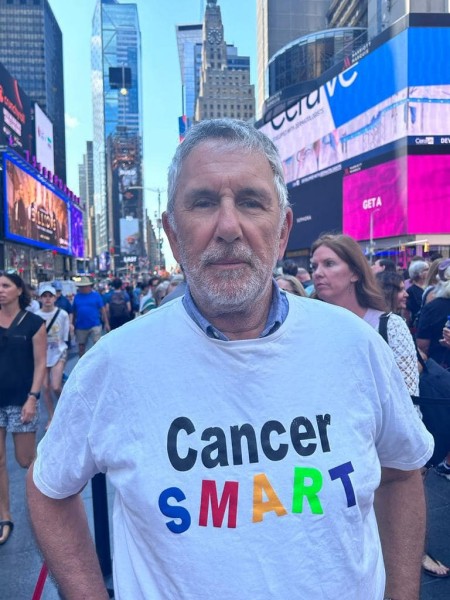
72 277 109 358
36 284 70 429
53 281 74 347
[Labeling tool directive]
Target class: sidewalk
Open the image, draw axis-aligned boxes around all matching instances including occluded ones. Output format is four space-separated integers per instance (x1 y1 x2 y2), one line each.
0 347 449 598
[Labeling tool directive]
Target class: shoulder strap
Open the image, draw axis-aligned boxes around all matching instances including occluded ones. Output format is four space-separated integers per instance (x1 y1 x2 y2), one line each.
378 312 391 344
3 310 27 337
46 309 60 333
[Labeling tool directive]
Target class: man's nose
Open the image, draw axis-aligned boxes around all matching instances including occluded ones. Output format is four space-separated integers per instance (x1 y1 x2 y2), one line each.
215 201 242 243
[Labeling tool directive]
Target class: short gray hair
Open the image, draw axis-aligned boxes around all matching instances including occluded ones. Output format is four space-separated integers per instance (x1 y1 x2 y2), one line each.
166 119 289 226
408 260 429 281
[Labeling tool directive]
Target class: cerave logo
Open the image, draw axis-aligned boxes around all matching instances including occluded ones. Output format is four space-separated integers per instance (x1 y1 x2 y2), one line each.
362 197 382 209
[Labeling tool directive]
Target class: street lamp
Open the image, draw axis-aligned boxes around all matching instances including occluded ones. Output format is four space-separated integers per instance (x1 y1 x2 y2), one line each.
369 207 381 264
129 186 166 269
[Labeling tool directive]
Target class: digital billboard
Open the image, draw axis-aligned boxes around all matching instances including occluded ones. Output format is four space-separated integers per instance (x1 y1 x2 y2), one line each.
343 157 408 240
70 203 84 258
34 103 55 173
3 154 70 253
259 27 450 187
0 62 32 154
120 217 140 254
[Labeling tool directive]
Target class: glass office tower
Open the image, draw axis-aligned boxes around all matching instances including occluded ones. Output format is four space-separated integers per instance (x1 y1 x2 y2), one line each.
0 0 66 180
91 0 143 270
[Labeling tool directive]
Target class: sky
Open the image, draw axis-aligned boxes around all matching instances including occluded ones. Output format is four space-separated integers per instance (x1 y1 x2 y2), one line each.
49 0 257 268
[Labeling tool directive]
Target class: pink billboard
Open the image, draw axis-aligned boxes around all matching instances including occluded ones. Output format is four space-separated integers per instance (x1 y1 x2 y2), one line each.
343 157 408 240
408 155 450 234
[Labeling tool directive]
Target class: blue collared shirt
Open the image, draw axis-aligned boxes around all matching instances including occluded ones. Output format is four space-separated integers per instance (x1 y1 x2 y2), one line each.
182 279 289 341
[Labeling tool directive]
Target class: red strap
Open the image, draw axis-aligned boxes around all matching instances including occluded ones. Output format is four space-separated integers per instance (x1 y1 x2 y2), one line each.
32 563 48 600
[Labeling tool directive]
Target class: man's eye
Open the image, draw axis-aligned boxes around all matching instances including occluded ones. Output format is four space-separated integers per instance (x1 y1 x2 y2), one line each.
193 198 215 208
240 199 263 209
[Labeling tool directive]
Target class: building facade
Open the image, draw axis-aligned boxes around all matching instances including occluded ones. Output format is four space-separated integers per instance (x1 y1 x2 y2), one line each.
195 0 255 122
78 141 95 269
256 0 330 117
91 0 144 275
0 0 66 181
176 23 203 134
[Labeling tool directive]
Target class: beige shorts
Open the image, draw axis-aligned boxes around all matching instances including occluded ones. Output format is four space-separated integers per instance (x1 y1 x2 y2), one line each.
75 325 102 346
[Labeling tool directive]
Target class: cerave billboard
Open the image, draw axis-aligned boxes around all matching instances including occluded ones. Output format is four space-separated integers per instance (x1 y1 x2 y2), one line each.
259 27 450 187
287 171 343 251
0 62 32 154
3 153 70 253
70 203 84 258
34 103 55 173
343 154 450 240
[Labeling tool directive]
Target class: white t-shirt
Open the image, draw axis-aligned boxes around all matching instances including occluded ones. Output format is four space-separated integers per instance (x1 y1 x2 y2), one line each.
36 307 70 367
34 297 433 600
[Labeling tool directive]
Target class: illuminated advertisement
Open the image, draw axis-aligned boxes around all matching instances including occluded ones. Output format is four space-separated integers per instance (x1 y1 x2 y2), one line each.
343 154 450 240
120 217 140 254
70 203 84 258
259 27 450 187
408 154 450 234
343 157 408 240
3 154 70 253
34 103 55 173
0 62 32 153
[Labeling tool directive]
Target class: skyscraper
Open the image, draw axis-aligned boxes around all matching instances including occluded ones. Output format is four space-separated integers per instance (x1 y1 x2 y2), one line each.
0 0 66 180
176 23 203 134
78 141 95 265
256 0 329 117
91 0 144 272
195 0 255 122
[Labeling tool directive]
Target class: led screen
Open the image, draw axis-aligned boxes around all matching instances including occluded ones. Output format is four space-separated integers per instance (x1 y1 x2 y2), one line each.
34 103 55 173
3 154 70 253
259 28 450 186
120 217 140 254
343 157 408 240
0 62 32 154
408 154 450 234
70 203 84 258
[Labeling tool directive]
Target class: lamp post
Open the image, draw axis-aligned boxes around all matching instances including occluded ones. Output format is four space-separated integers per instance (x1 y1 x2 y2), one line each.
129 186 165 270
369 207 381 264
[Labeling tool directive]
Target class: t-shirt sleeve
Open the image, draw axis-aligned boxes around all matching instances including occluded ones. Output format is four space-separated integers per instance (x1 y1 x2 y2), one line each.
33 352 103 499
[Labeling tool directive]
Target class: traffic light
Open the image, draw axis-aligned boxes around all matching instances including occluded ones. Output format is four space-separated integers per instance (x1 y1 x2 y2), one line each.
424 242 429 253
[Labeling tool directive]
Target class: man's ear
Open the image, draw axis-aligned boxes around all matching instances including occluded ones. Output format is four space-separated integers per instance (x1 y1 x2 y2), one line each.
162 212 181 264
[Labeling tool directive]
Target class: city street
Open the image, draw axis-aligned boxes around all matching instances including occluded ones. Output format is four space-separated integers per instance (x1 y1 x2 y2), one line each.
0 348 449 599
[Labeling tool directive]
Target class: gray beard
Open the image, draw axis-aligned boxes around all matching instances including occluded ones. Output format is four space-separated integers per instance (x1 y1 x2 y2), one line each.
179 241 278 315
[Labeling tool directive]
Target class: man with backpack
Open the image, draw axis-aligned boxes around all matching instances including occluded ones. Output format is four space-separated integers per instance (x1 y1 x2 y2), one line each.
106 278 131 330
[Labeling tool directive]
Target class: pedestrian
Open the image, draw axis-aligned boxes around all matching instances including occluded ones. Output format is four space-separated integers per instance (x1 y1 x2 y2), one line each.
27 119 432 599
72 276 109 358
36 284 70 429
105 278 131 330
0 272 46 546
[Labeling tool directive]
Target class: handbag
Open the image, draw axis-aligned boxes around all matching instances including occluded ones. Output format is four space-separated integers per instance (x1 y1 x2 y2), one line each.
379 312 450 466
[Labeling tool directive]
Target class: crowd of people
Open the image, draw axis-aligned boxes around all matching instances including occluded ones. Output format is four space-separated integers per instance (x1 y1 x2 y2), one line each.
0 118 448 598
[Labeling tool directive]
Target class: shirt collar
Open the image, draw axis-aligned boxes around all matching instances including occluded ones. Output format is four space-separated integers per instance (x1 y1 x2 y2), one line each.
182 279 289 341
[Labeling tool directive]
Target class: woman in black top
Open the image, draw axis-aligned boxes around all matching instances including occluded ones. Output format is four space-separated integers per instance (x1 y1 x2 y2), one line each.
0 272 46 545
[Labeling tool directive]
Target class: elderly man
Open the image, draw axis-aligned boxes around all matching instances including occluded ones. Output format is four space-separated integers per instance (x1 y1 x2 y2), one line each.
27 120 432 600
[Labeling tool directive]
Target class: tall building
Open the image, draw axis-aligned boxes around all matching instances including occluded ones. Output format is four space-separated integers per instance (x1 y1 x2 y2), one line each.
176 23 203 134
0 0 66 180
78 141 95 265
256 0 330 117
91 0 144 273
195 0 255 122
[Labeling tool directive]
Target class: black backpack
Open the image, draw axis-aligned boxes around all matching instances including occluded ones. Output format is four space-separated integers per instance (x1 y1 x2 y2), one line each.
109 291 129 319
